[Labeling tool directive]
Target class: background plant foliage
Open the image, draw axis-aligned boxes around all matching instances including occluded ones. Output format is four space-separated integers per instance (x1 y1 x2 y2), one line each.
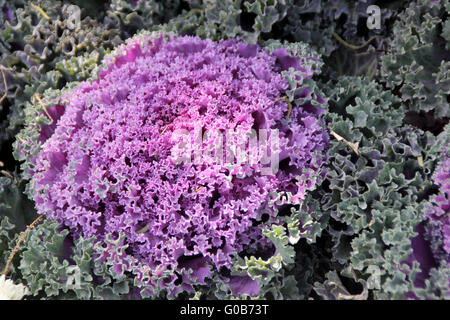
0 0 448 300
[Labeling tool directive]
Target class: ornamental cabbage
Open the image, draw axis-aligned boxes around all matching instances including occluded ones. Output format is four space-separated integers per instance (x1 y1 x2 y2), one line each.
23 33 328 296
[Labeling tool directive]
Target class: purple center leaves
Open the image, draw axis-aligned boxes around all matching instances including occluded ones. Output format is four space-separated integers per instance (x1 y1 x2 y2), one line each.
30 34 328 295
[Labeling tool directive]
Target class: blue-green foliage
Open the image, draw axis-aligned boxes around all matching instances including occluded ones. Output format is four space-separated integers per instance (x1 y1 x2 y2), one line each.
313 75 449 299
0 0 449 300
381 0 450 118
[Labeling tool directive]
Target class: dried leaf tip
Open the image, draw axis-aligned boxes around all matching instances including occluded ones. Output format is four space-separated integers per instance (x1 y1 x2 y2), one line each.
417 156 424 167
0 68 8 105
332 32 379 51
274 96 293 118
0 170 13 179
330 130 360 156
2 215 44 277
161 124 170 135
33 93 53 124
16 136 29 145
30 3 50 20
136 223 150 234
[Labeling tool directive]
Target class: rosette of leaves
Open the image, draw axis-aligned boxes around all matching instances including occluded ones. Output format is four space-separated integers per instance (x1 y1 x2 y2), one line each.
312 75 448 299
14 31 329 299
380 0 450 119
